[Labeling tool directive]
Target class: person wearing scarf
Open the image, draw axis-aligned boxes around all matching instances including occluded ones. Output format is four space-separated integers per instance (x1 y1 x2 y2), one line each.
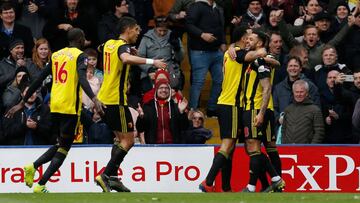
136 79 188 144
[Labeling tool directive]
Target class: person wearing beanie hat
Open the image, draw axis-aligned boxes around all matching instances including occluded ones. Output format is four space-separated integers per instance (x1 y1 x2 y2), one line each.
237 0 265 27
0 38 29 111
313 11 333 40
136 78 188 145
330 1 351 33
8 39 24 51
142 69 183 104
15 66 29 76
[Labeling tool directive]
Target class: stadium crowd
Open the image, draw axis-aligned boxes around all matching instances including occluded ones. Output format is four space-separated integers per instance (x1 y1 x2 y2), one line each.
0 0 360 146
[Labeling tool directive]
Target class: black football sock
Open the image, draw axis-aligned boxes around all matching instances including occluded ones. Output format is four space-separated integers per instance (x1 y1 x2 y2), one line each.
261 152 278 178
103 144 128 177
249 152 263 186
266 148 282 177
38 149 67 185
259 172 270 190
221 149 234 191
205 151 228 186
34 145 59 169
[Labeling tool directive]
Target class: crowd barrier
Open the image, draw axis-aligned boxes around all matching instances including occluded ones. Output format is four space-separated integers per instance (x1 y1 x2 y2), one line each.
0 144 359 193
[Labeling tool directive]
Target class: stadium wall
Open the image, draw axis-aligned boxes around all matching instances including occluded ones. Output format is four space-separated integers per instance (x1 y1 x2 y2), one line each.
0 145 359 193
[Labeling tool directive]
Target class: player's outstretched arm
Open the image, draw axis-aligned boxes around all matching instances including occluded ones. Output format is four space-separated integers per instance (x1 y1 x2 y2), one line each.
120 52 167 69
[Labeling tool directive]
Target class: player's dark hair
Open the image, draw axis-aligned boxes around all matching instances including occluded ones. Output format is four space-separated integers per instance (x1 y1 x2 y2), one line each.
116 16 137 34
253 30 269 48
67 28 84 43
232 26 248 43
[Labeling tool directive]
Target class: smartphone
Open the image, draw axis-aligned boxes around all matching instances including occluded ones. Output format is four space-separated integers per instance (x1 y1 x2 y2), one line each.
344 74 354 82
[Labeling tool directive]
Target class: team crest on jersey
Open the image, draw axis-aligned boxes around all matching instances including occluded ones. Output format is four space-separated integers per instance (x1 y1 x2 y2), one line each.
244 127 249 138
258 65 270 73
126 47 131 53
128 122 133 129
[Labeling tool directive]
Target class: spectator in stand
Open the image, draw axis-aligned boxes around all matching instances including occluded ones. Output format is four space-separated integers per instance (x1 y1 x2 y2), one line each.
168 0 194 38
82 61 101 113
97 0 131 44
186 0 226 117
136 79 189 144
273 56 320 131
334 71 360 143
138 16 184 93
84 48 103 82
320 70 354 143
2 84 52 145
268 31 287 86
0 3 34 58
293 0 322 27
16 0 51 39
236 0 266 28
257 7 304 50
313 44 351 92
80 58 105 144
281 80 325 144
181 110 212 144
352 98 360 141
313 11 335 43
278 8 355 70
42 0 98 51
27 38 52 81
340 6 360 71
2 66 30 110
330 1 350 34
142 68 183 105
0 39 29 113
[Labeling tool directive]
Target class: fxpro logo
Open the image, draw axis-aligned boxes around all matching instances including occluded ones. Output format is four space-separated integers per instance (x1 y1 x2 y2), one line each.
281 155 360 191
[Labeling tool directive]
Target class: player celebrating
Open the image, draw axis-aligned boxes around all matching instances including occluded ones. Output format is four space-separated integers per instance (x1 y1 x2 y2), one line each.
94 16 167 192
5 28 104 193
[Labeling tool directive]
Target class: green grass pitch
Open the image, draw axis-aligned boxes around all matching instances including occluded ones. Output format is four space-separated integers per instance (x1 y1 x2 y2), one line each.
1 193 360 203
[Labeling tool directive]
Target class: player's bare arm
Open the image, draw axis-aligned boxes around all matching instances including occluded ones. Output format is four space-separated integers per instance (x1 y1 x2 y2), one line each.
120 52 167 69
244 48 267 62
255 77 271 127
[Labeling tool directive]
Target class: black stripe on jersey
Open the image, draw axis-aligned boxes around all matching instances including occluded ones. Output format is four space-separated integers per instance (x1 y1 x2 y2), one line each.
119 63 127 105
249 75 260 110
235 63 247 105
75 82 80 114
235 64 247 106
243 64 251 108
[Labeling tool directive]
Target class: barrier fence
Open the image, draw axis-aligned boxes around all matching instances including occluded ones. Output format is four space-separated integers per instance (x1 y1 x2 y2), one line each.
0 144 359 193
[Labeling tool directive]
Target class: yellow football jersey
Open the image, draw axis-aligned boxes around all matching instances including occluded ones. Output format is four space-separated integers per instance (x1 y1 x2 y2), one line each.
217 47 247 106
243 63 274 111
50 47 83 115
97 39 130 105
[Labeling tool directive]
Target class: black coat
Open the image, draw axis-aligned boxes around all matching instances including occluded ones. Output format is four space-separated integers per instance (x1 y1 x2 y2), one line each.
136 99 188 144
42 8 97 51
1 98 52 145
0 23 34 59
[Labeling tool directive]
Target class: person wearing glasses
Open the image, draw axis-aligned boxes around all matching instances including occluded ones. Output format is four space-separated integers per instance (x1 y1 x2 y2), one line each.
181 110 212 144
